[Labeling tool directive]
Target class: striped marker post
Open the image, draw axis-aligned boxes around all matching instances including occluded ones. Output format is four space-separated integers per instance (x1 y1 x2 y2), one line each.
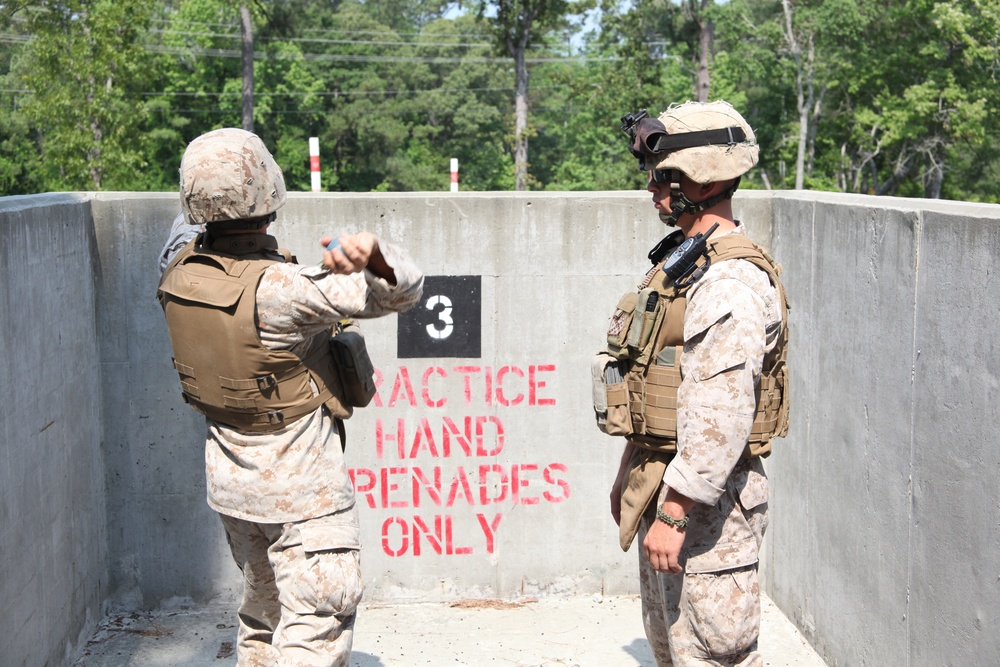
309 137 321 192
450 157 459 192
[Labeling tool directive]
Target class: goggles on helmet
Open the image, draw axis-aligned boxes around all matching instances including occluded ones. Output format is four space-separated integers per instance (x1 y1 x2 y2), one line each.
620 108 748 171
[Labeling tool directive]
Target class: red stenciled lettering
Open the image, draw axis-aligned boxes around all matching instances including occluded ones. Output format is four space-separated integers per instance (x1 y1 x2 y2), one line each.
442 416 473 457
381 466 409 509
446 466 475 507
446 515 473 555
371 368 384 407
412 515 443 556
484 365 493 406
478 464 509 505
477 513 503 554
453 366 481 405
475 415 504 456
375 418 405 459
382 517 408 557
350 468 377 509
421 366 447 408
529 364 557 406
388 366 417 408
496 366 525 406
408 417 440 458
543 463 571 503
511 463 539 505
411 466 442 508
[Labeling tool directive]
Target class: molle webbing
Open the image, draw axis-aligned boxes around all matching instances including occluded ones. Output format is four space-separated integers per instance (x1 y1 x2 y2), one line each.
624 233 790 458
158 235 351 432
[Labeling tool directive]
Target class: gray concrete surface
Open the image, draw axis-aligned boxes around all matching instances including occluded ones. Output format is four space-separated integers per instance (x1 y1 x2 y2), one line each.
5 191 1000 667
71 594 826 667
0 194 108 667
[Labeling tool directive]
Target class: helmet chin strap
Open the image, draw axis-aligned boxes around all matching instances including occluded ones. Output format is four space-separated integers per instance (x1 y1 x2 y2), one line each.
659 175 742 226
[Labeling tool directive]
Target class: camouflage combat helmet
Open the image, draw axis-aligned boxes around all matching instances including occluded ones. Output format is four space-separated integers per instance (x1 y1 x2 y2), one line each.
652 101 758 183
179 128 287 227
620 100 758 226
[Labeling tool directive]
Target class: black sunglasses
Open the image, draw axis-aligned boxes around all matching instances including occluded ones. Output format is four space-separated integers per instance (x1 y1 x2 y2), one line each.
649 169 680 185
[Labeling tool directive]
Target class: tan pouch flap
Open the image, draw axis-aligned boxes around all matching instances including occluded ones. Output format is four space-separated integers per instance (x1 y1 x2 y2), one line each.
159 264 247 308
618 449 668 551
298 507 362 552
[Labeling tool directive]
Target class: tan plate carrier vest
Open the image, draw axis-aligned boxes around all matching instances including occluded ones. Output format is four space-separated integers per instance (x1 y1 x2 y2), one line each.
602 232 790 456
157 234 353 432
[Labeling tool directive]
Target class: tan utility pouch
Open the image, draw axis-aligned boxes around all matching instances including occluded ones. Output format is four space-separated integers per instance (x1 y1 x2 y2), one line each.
606 292 637 358
330 321 376 408
592 352 632 436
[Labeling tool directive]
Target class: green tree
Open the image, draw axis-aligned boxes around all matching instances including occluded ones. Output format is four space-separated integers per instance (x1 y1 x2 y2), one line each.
474 0 587 190
8 0 157 190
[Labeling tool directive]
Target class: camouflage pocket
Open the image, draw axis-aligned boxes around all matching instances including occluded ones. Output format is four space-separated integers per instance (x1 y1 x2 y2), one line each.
279 508 364 617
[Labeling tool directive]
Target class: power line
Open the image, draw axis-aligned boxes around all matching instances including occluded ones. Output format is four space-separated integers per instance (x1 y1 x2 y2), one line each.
0 33 593 62
147 17 494 39
149 28 493 48
145 43 613 64
152 103 582 116
150 18 490 39
139 85 568 97
1 84 577 97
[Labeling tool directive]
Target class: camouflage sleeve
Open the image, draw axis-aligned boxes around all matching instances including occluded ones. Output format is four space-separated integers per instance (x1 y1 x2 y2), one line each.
662 260 770 506
158 213 203 275
256 238 424 349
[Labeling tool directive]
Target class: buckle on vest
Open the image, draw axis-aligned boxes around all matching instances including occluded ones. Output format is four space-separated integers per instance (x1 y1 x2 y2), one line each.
266 410 284 425
257 375 277 392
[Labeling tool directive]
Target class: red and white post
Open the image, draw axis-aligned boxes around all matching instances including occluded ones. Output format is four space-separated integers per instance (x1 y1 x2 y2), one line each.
309 137 321 192
450 157 459 192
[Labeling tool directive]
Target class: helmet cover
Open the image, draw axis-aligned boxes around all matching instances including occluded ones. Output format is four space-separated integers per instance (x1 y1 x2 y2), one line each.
653 101 758 184
180 128 287 225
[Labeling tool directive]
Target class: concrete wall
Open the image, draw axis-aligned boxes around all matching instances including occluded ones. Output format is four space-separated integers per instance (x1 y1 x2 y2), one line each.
761 192 1000 667
2 190 999 667
0 194 108 667
89 190 772 608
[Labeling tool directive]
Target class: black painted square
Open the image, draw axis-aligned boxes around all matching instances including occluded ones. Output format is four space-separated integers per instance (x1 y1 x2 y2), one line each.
397 275 482 358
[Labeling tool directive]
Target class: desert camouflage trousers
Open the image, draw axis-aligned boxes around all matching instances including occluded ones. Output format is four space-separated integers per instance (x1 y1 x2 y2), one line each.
220 505 364 667
637 489 766 666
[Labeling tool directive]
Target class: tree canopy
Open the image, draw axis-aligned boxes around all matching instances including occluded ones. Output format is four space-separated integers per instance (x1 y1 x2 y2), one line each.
0 0 997 201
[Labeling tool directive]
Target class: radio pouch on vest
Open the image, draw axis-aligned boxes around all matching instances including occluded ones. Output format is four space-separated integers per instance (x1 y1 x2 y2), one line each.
330 320 376 408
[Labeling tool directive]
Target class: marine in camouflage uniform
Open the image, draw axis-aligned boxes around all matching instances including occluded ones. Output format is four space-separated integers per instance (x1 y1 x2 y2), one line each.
606 102 788 667
157 129 424 667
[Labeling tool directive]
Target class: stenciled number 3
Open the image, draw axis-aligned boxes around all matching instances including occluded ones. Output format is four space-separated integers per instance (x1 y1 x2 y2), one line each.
425 295 454 340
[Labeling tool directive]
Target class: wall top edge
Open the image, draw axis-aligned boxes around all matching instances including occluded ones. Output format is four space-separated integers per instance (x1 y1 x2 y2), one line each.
770 190 1000 217
5 190 997 218
0 192 92 213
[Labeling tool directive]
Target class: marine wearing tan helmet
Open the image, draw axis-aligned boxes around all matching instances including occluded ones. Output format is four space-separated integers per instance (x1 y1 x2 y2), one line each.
179 128 287 228
606 100 788 666
161 128 354 433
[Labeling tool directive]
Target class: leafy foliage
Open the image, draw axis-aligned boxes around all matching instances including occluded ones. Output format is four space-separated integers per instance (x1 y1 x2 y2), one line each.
0 0 996 202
